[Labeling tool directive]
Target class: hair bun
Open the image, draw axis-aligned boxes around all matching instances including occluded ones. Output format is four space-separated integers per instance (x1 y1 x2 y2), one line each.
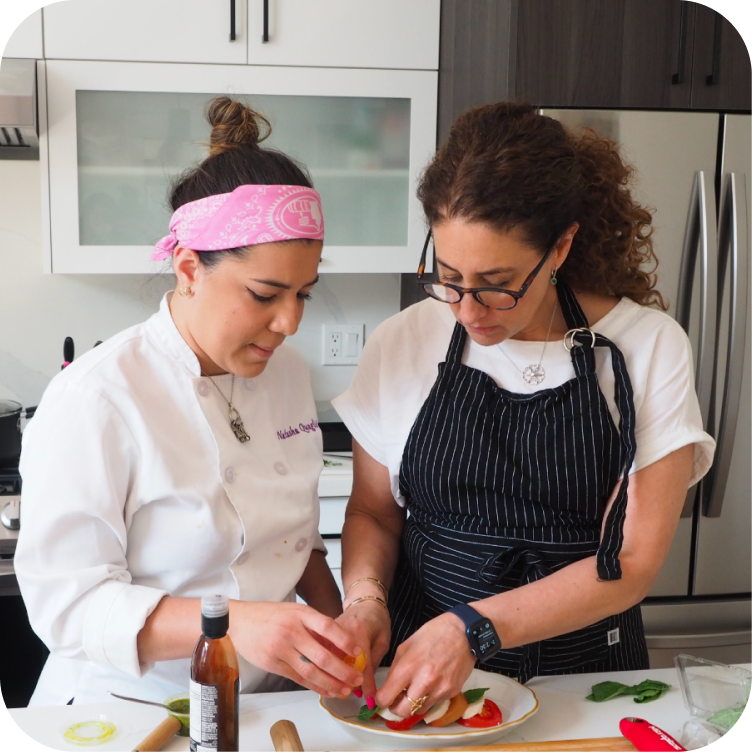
206 97 271 157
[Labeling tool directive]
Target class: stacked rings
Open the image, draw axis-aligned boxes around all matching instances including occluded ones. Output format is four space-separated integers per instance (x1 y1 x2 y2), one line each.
406 693 429 716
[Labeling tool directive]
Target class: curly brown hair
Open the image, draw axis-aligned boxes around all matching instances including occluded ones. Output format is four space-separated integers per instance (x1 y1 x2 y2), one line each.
418 102 666 309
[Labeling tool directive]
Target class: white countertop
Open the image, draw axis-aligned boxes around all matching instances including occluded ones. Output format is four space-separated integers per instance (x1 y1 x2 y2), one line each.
6 665 749 751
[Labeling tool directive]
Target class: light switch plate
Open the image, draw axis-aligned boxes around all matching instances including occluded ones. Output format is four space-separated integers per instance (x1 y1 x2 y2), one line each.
323 324 365 365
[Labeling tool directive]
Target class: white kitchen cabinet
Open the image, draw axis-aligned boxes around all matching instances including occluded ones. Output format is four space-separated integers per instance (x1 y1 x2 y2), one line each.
42 60 437 273
2 9 43 59
43 0 248 64
246 0 440 70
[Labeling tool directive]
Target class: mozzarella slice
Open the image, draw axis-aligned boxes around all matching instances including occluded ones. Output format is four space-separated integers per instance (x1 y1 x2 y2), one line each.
422 699 451 725
461 697 486 719
376 706 405 722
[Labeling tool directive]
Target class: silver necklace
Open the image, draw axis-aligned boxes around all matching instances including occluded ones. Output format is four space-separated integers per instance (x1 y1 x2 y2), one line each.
202 373 250 443
497 301 558 386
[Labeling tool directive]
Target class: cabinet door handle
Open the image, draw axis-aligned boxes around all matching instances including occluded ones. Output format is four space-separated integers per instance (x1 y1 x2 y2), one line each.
230 0 236 41
706 12 723 85
263 0 270 43
672 1 688 84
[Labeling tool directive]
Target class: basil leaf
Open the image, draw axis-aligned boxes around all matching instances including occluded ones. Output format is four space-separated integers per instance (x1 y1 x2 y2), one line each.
463 688 490 704
631 679 671 694
707 706 745 730
589 681 630 702
349 705 379 722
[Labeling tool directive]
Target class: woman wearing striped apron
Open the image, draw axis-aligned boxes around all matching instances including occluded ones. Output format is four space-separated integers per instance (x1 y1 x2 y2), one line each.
332 102 715 716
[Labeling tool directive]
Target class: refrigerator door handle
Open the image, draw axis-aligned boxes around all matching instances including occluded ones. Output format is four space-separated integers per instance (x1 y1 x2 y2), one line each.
703 173 749 517
676 171 718 517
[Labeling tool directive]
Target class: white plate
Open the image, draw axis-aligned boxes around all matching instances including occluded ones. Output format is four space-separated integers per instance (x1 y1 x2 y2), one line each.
320 667 539 750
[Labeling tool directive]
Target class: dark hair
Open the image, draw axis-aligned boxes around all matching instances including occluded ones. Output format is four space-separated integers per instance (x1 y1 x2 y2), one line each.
169 97 314 269
417 101 665 309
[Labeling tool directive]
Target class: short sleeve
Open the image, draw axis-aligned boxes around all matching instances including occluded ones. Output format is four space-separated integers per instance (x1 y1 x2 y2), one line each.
331 334 388 467
630 320 715 486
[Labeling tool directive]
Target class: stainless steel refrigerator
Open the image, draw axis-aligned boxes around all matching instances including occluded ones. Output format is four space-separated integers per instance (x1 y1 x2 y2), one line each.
543 109 750 668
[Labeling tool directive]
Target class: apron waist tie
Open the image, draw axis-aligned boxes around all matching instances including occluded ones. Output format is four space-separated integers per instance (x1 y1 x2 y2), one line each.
477 546 553 586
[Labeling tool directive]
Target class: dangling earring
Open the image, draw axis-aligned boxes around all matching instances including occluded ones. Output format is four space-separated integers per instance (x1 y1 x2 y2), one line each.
179 286 193 297
551 268 558 286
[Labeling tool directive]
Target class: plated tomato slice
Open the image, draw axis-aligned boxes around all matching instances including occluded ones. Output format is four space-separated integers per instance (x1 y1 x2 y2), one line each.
457 699 502 728
384 711 428 731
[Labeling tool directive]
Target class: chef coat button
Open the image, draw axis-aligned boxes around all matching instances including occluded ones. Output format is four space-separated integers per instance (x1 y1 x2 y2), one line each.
274 462 288 476
225 467 236 483
295 537 308 552
197 380 210 396
245 379 257 391
236 551 251 565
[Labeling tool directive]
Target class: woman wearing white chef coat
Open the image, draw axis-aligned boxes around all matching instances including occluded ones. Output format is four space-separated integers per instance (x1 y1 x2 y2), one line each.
15 98 363 706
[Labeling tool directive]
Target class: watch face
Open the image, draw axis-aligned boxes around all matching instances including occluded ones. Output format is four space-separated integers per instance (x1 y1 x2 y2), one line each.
470 620 499 658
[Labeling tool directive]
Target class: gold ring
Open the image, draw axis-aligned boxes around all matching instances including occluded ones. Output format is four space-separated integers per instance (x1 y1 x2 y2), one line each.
406 693 428 716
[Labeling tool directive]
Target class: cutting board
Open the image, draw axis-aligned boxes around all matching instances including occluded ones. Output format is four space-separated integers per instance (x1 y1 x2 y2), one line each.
414 737 636 751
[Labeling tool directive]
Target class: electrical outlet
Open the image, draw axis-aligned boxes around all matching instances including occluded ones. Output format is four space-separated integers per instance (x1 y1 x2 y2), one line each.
323 324 365 365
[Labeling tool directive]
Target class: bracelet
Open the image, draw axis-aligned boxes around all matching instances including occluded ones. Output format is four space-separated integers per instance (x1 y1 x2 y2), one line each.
345 595 389 613
345 577 389 598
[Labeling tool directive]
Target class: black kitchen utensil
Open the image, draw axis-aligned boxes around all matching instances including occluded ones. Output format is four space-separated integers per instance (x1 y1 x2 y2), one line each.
62 337 74 369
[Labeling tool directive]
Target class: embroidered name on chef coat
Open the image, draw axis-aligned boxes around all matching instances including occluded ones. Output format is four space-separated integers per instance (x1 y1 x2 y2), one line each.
277 419 319 441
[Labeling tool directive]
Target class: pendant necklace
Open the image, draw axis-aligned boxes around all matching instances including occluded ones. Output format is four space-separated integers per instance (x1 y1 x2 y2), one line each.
202 372 251 443
497 300 558 386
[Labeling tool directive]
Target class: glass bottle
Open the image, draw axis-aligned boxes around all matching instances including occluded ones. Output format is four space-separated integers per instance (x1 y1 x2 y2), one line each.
189 595 239 752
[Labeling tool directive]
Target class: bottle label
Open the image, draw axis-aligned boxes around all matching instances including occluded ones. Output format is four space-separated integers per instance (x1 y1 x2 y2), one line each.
189 679 220 752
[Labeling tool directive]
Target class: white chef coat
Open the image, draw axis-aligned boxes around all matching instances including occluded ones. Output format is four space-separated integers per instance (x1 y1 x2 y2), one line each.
333 296 716 507
15 292 326 706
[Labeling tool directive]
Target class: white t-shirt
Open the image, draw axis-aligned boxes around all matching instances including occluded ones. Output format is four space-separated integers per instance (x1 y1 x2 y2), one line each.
15 292 326 706
333 297 715 507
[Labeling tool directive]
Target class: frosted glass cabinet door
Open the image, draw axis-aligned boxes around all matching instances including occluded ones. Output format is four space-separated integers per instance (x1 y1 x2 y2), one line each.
43 61 437 273
43 0 248 64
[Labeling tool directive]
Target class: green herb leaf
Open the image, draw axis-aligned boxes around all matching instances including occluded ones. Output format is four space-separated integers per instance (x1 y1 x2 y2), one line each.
589 681 630 702
586 679 671 703
348 704 379 722
463 688 490 704
707 706 745 730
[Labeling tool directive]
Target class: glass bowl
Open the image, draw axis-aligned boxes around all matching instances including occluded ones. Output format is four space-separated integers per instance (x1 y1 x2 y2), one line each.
164 692 190 737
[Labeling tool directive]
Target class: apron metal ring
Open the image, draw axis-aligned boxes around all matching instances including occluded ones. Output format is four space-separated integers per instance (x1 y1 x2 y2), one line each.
564 327 597 351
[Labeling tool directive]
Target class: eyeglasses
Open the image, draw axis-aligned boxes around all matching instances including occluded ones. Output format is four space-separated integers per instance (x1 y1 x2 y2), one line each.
416 231 558 311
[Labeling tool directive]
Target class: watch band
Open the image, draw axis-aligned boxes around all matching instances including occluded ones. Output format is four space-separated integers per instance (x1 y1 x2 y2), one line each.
449 603 485 628
449 603 501 663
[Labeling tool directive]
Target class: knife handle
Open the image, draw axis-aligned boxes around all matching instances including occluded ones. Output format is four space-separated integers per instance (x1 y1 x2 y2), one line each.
620 717 686 751
131 715 182 751
270 719 304 751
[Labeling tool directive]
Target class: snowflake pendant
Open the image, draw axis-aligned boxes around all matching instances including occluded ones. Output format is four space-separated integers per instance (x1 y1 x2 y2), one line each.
522 364 546 385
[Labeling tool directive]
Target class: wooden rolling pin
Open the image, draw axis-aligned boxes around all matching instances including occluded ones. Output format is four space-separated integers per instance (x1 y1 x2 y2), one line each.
131 715 182 752
266 716 636 752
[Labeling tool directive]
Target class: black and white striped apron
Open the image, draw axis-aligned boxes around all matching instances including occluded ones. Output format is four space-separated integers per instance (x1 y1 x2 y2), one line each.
386 281 648 684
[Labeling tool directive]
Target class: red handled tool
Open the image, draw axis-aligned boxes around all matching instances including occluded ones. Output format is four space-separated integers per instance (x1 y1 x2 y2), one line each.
620 717 686 751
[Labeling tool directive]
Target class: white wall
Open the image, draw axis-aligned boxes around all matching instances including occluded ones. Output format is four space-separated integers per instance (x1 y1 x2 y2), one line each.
0 158 400 409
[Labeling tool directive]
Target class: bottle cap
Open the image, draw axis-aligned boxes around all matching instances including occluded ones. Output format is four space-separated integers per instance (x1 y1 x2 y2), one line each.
201 595 229 619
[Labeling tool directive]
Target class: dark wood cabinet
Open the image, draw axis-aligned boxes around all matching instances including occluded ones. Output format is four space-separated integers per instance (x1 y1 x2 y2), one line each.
437 0 750 139
515 0 692 110
689 3 751 112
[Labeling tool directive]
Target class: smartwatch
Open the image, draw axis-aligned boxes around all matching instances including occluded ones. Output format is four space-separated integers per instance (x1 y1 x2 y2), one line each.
448 603 501 663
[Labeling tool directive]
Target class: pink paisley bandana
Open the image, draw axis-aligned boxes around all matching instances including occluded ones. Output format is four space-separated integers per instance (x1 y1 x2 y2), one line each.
152 184 325 261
